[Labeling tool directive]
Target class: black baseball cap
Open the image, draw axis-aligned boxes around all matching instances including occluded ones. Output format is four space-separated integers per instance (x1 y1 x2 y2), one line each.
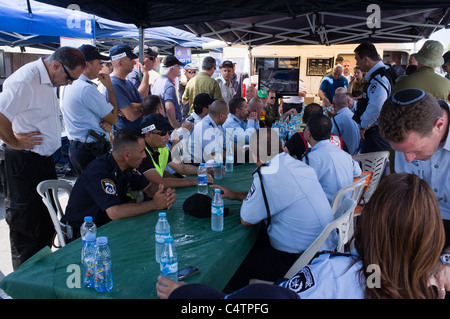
133 44 158 57
140 113 173 135
109 44 138 61
163 55 184 67
219 60 234 68
78 44 109 61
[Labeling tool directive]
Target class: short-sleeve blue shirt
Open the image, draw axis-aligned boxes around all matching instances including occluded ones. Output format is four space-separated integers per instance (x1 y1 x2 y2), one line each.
152 74 182 126
319 74 348 102
108 75 143 132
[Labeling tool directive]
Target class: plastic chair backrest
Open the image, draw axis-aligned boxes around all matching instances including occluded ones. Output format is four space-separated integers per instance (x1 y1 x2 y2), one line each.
36 179 73 248
352 151 389 204
284 198 357 279
331 174 369 216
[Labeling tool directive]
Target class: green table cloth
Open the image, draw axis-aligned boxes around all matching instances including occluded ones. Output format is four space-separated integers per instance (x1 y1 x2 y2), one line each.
0 163 259 299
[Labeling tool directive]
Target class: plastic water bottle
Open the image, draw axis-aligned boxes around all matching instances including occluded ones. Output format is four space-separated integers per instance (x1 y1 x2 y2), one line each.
214 148 223 180
225 142 234 172
160 236 178 282
197 163 208 195
211 189 224 231
82 232 96 288
94 236 113 292
80 216 97 263
155 212 170 263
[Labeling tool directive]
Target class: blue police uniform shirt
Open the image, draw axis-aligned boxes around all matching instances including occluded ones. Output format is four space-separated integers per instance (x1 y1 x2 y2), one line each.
241 153 336 253
223 113 257 145
62 153 149 229
152 74 182 126
359 61 391 130
61 74 113 142
107 75 143 132
319 74 348 102
331 107 361 155
190 114 226 163
279 251 365 298
395 133 450 221
303 140 362 203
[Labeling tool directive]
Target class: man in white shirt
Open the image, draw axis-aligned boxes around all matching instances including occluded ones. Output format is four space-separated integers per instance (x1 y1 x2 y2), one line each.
216 60 235 104
0 47 85 269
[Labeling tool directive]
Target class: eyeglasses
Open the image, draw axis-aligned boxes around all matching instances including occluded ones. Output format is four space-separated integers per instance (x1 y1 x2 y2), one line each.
58 61 78 82
149 131 169 136
145 56 156 61
187 70 197 74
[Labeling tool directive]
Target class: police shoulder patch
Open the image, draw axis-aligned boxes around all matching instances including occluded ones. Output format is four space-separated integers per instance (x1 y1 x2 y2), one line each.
286 266 315 293
244 182 256 201
101 179 116 195
369 82 378 94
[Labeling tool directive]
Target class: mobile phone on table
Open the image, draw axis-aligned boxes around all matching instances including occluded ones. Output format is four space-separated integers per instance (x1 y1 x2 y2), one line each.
178 266 200 281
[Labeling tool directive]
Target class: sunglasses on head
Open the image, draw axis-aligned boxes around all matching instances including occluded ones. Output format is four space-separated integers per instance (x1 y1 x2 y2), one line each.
149 130 169 136
58 61 78 82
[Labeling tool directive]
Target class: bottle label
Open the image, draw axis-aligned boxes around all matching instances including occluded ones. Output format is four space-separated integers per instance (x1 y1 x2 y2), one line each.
155 232 169 244
226 155 234 163
198 174 207 185
160 260 178 275
211 204 224 216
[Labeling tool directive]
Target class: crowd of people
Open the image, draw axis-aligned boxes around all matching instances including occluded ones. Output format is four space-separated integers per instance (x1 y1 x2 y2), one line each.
0 38 449 299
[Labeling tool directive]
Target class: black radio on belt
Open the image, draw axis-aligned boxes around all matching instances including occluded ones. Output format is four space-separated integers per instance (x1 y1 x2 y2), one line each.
85 129 110 157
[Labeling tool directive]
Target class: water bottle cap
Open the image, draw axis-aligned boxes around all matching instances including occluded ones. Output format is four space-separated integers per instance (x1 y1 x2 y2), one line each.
214 189 221 194
158 212 167 217
199 163 205 166
96 236 108 245
84 216 93 222
85 232 96 241
164 236 173 243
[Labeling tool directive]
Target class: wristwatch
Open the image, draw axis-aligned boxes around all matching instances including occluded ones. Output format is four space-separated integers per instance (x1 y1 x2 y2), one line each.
440 253 450 265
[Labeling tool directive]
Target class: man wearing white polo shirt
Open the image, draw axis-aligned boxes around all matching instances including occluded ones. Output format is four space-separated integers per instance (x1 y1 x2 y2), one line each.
0 47 85 269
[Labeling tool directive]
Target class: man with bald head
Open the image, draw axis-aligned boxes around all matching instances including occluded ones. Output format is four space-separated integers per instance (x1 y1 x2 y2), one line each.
318 65 348 110
245 86 258 102
190 100 229 163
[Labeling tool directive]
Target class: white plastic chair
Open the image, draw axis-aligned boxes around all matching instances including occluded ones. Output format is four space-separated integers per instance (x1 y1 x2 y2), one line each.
352 151 389 204
36 179 73 248
284 198 357 279
330 173 370 215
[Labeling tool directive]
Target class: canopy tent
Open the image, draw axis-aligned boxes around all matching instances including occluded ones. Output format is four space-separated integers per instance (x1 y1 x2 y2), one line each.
36 0 450 48
0 0 215 54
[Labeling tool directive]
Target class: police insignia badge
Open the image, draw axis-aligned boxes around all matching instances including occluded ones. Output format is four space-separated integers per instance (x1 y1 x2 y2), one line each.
286 266 315 293
370 82 377 94
101 179 116 195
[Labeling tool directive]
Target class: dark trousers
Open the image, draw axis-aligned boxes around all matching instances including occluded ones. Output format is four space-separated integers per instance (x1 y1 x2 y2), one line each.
68 141 97 176
360 125 390 154
225 227 301 292
4 147 57 270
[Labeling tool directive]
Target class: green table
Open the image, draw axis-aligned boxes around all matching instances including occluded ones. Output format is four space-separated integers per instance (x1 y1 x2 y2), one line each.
0 164 259 299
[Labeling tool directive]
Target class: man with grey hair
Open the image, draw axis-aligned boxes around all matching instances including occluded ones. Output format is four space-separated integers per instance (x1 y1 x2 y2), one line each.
0 46 85 269
318 64 348 110
152 55 184 129
182 56 223 115
331 93 361 155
